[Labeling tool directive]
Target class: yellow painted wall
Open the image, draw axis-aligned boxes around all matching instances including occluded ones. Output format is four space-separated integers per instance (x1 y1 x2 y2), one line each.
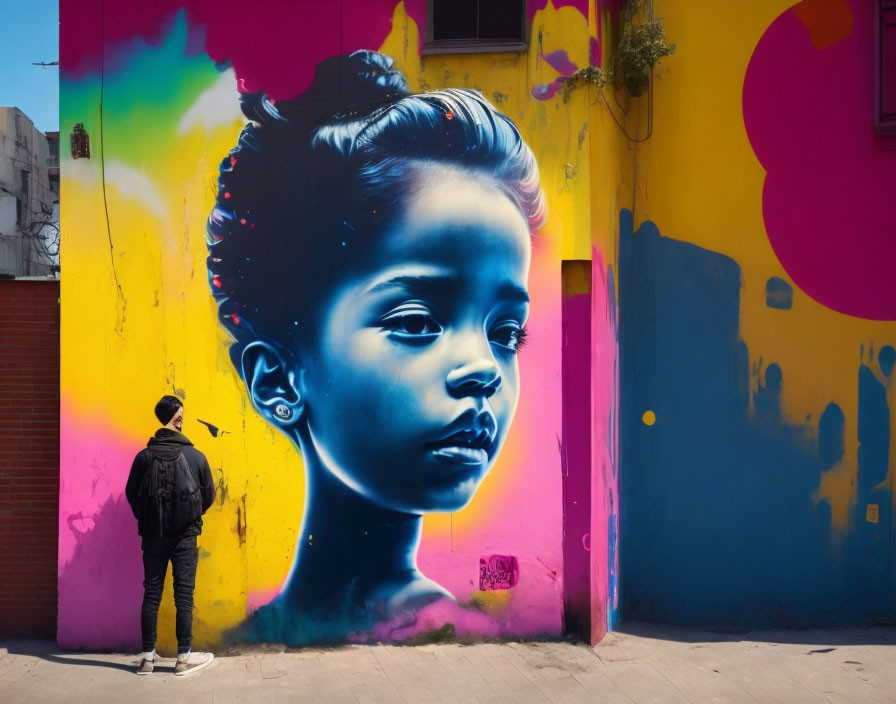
631 0 896 534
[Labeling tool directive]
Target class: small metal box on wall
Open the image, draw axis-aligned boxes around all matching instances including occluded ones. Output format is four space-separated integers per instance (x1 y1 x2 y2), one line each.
70 123 90 158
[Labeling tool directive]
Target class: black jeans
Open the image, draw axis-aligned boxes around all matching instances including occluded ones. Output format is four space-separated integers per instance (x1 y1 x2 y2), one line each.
140 533 198 654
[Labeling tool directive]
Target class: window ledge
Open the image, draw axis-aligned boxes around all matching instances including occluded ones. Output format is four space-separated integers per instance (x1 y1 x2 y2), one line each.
422 40 528 56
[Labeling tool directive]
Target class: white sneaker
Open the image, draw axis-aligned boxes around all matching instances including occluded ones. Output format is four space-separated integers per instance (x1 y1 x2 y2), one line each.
136 652 155 675
174 651 214 676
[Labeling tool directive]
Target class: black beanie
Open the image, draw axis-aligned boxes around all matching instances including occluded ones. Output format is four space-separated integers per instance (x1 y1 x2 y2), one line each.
154 395 183 425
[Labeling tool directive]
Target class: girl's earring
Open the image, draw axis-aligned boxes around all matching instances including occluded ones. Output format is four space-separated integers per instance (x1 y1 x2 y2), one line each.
274 404 293 421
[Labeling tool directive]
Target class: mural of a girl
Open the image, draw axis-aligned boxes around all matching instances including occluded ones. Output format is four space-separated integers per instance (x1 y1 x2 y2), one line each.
207 51 545 643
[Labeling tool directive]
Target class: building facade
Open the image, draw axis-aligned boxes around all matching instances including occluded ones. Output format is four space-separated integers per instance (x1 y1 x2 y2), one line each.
0 108 59 277
55 0 895 651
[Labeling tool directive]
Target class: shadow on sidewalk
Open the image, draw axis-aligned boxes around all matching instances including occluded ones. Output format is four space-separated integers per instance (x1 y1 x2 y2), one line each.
1 641 176 675
39 653 136 673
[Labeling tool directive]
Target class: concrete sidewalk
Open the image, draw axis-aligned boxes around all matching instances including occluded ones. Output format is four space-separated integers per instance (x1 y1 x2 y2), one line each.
2 624 894 703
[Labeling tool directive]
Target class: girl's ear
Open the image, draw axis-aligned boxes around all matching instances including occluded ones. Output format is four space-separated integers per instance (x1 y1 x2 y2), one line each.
241 341 305 427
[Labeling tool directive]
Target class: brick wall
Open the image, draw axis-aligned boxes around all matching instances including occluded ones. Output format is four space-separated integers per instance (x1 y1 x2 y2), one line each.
0 279 59 637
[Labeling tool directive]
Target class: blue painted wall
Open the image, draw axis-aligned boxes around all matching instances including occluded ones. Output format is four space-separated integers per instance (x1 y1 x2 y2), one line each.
618 210 893 627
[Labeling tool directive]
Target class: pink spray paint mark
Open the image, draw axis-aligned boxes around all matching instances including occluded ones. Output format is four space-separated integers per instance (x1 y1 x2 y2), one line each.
479 555 519 590
527 0 590 102
532 50 579 101
368 597 502 642
743 0 896 320
62 0 425 100
246 587 280 613
591 0 622 68
590 36 602 67
526 0 589 24
531 80 566 101
542 49 578 76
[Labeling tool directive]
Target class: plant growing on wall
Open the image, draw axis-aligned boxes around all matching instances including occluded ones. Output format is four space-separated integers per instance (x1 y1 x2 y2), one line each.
564 64 614 97
565 0 675 99
617 0 675 96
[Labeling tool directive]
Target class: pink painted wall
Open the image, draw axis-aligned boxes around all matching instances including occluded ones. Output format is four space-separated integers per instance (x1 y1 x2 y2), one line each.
591 249 619 638
743 0 896 320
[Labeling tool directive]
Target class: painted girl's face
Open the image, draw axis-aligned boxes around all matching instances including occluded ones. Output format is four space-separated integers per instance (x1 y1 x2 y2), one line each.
298 167 531 514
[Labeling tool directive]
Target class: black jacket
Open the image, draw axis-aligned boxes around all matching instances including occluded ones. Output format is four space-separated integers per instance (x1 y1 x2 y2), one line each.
125 429 216 538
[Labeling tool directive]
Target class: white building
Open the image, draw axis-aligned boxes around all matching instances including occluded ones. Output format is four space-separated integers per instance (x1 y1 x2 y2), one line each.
0 107 59 277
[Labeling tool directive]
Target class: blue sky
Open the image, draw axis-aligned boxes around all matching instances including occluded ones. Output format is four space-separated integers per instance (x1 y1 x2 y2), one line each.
0 0 59 133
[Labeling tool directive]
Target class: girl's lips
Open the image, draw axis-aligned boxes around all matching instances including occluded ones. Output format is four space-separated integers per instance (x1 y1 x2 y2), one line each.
431 445 488 465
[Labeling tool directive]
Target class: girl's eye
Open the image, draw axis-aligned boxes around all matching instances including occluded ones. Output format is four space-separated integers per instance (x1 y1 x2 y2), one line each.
382 310 442 337
490 322 528 352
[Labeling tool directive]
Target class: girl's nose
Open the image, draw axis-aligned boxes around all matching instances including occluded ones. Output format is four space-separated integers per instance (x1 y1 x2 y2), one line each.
446 359 502 398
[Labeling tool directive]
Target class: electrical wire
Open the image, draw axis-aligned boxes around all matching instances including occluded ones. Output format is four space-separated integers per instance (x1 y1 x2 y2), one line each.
98 0 126 336
596 69 653 143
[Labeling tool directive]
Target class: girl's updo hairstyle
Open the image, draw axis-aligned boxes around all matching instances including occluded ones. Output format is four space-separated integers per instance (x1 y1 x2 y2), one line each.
207 51 545 370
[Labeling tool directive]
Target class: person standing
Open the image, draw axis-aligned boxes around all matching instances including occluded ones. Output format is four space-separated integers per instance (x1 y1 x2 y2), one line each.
125 395 216 676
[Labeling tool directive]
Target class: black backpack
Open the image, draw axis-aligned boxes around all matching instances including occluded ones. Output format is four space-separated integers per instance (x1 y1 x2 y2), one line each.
136 452 203 539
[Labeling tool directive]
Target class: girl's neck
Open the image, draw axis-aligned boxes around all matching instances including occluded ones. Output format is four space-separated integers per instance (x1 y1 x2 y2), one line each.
279 436 430 612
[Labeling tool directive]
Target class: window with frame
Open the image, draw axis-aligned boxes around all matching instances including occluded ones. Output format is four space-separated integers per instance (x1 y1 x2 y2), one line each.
876 0 896 134
425 0 526 55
